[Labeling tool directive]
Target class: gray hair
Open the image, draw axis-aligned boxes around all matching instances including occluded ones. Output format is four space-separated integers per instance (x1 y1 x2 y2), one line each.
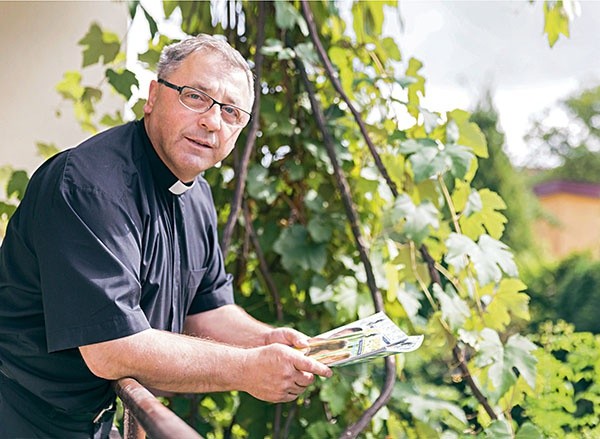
157 34 254 101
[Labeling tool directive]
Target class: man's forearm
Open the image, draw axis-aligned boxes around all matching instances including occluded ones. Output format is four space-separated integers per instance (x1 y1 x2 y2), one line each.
80 328 249 394
79 326 332 403
183 304 274 347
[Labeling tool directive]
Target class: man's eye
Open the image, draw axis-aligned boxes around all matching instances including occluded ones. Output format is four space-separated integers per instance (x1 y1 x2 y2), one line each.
187 92 203 101
222 106 238 116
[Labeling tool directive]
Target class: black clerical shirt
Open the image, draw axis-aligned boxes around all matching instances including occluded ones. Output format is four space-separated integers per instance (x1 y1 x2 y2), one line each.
0 120 234 433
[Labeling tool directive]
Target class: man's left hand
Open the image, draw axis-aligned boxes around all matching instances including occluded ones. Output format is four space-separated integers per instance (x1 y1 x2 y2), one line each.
264 327 311 349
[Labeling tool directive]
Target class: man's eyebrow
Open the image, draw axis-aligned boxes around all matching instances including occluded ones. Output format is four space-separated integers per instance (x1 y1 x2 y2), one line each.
188 82 243 107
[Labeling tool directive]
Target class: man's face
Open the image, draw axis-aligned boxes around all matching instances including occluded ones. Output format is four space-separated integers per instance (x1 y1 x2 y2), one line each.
144 50 252 182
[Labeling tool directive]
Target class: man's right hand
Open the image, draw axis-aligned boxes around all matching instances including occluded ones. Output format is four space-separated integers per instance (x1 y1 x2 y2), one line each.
241 343 332 403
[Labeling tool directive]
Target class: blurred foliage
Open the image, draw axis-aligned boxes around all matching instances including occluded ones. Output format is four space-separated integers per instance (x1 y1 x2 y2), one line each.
524 320 600 438
525 83 600 181
470 92 539 255
522 252 600 334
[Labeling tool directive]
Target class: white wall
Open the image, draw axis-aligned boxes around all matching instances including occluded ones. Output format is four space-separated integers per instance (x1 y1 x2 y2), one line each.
0 1 127 173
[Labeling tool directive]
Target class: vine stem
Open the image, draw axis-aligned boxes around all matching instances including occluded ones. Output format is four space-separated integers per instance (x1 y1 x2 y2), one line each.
299 0 497 430
221 0 266 256
298 2 395 437
242 201 283 321
420 246 498 420
299 0 399 199
294 50 382 313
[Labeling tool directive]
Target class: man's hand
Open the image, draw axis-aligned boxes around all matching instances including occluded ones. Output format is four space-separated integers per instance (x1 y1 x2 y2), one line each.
242 343 332 403
264 327 311 349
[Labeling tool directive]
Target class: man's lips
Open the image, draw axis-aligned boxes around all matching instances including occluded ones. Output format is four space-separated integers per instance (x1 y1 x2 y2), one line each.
185 136 214 149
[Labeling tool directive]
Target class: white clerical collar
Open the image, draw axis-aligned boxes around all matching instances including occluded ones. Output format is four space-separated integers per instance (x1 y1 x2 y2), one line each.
169 180 195 195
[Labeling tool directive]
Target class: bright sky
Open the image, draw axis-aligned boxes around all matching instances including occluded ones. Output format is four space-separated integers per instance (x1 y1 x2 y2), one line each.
394 1 600 167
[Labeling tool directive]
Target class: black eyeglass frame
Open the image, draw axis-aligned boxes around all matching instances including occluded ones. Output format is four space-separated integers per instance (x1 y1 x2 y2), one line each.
157 78 252 126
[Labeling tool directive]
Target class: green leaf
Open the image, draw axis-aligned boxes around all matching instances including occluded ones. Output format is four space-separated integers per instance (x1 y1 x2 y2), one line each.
433 283 470 331
273 224 327 272
387 194 439 244
0 201 17 219
474 235 518 285
405 392 468 425
445 233 478 272
294 42 319 65
100 111 125 128
78 23 121 67
35 142 60 160
309 275 334 304
543 1 570 48
477 329 538 398
7 170 29 200
485 419 512 438
141 5 159 37
56 71 84 100
246 165 277 204
379 37 401 61
445 233 517 285
459 188 508 240
307 215 333 243
483 278 530 330
106 68 138 100
405 58 425 117
274 1 308 36
447 109 488 158
422 108 441 134
515 422 544 439
400 139 474 183
504 333 538 389
131 99 146 119
127 0 139 19
320 375 352 416
138 34 171 70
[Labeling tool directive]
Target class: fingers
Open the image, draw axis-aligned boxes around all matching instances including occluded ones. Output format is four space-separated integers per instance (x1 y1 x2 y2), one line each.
293 354 332 378
245 344 332 403
267 327 310 348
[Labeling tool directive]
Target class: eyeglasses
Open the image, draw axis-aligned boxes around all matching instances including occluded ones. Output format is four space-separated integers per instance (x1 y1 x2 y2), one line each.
157 78 252 127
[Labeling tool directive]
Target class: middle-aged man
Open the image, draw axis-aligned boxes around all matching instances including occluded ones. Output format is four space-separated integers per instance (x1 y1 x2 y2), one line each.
0 34 332 438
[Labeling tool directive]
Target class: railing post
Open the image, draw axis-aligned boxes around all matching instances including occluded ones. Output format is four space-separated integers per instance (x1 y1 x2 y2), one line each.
113 378 203 439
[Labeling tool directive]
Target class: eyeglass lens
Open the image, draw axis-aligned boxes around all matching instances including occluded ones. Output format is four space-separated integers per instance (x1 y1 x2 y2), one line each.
179 87 250 126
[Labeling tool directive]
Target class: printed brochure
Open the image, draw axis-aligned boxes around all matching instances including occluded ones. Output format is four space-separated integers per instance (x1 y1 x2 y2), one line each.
302 312 424 367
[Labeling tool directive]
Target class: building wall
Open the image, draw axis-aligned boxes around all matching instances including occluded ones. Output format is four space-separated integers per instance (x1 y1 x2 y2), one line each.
535 191 600 259
0 1 127 174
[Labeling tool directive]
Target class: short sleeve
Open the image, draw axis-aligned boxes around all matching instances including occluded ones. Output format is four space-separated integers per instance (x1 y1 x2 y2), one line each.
35 157 150 353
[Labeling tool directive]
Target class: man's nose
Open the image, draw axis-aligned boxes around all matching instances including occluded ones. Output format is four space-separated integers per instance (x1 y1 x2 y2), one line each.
198 104 222 131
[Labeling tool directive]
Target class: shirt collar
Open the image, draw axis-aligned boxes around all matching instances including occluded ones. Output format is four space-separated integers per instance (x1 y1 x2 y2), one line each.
138 120 195 195
169 180 194 195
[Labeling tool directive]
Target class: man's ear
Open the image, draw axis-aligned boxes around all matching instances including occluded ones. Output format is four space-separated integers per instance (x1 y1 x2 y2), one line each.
143 80 159 114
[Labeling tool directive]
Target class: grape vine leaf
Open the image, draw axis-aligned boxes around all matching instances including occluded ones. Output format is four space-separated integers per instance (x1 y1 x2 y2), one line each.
78 23 120 67
433 283 470 331
273 224 326 272
445 233 517 286
399 139 474 183
543 1 570 47
483 278 530 331
459 189 508 240
477 329 538 398
388 193 439 244
106 68 138 100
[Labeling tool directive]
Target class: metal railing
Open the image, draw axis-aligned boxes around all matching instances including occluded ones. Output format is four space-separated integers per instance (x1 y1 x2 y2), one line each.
113 378 203 439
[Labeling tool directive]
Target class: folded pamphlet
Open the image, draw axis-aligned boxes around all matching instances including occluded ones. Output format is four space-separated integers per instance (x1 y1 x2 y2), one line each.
302 312 424 367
